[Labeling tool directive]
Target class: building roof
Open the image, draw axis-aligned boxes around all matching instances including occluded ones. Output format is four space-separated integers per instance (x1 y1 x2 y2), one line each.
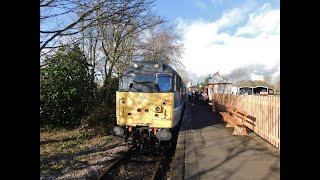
206 71 232 85
206 82 233 85
239 86 254 88
254 86 274 90
239 86 274 89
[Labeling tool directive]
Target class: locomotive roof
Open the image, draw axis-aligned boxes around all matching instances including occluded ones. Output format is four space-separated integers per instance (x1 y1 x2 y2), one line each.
122 61 178 75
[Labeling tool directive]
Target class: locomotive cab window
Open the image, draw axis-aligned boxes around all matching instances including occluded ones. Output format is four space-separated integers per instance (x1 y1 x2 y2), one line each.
157 74 172 91
119 74 134 91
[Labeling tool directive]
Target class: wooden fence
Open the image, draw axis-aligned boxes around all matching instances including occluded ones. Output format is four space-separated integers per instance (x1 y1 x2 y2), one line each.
212 93 280 149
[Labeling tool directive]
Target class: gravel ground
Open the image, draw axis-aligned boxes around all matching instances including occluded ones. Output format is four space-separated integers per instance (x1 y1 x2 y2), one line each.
40 129 131 180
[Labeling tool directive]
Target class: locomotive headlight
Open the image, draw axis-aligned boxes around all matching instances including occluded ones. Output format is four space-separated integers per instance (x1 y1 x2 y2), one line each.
154 63 159 69
133 63 138 68
155 106 161 112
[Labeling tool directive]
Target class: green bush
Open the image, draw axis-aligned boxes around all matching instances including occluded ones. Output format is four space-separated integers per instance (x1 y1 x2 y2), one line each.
81 103 116 135
40 45 96 127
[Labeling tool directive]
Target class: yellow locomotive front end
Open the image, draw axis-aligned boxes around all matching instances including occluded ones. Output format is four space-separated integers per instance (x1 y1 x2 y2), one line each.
112 61 185 147
116 92 175 128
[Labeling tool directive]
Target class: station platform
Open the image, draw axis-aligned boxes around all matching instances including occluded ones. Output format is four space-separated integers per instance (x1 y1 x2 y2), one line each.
171 102 280 180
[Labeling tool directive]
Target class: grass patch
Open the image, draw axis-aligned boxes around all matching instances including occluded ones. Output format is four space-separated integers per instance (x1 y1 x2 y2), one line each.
101 135 113 141
40 127 128 179
58 140 79 150
40 127 118 162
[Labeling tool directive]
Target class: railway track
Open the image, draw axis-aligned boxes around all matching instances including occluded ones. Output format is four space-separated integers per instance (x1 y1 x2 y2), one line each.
97 144 165 180
97 104 185 180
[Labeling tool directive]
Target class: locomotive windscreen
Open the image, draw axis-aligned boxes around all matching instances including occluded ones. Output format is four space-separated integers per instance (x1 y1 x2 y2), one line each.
119 74 134 91
119 73 157 92
134 74 155 83
119 73 174 92
128 82 160 92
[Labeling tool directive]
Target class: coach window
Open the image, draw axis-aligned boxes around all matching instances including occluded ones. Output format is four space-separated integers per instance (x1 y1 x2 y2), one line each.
157 74 171 91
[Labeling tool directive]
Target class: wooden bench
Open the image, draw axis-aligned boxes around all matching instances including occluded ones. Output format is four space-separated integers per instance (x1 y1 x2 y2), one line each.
219 106 237 127
219 106 249 135
232 108 249 135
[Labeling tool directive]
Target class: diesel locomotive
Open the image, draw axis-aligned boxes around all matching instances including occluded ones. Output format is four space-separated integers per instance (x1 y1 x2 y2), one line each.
113 61 186 148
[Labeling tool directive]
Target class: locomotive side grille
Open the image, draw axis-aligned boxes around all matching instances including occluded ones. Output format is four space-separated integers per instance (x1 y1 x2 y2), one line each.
174 106 180 122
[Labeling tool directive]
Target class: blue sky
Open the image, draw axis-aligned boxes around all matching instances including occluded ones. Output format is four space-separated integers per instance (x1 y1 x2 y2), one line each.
41 0 280 81
153 0 280 80
154 0 279 21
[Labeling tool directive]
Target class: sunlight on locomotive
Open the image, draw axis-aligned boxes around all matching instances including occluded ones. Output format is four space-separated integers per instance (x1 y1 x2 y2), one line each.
114 61 186 147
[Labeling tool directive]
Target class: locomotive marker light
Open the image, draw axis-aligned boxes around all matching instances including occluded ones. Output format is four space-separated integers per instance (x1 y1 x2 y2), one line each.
133 63 138 68
155 106 161 112
154 63 159 69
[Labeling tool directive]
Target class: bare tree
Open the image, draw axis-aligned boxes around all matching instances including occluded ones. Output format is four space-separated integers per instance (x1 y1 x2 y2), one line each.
76 0 101 83
263 74 272 85
175 67 190 85
138 23 184 69
274 75 280 92
137 23 186 84
92 0 164 101
224 67 251 86
40 0 103 55
40 0 146 58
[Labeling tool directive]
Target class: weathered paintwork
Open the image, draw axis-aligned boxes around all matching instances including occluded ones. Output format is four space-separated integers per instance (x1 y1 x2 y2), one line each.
116 91 181 128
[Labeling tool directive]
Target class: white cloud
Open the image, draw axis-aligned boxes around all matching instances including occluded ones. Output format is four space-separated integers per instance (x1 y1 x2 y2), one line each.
236 3 280 36
216 8 247 28
177 3 280 80
251 73 263 81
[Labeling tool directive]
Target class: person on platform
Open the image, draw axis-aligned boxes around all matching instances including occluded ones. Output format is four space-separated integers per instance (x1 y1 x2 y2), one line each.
202 91 208 104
